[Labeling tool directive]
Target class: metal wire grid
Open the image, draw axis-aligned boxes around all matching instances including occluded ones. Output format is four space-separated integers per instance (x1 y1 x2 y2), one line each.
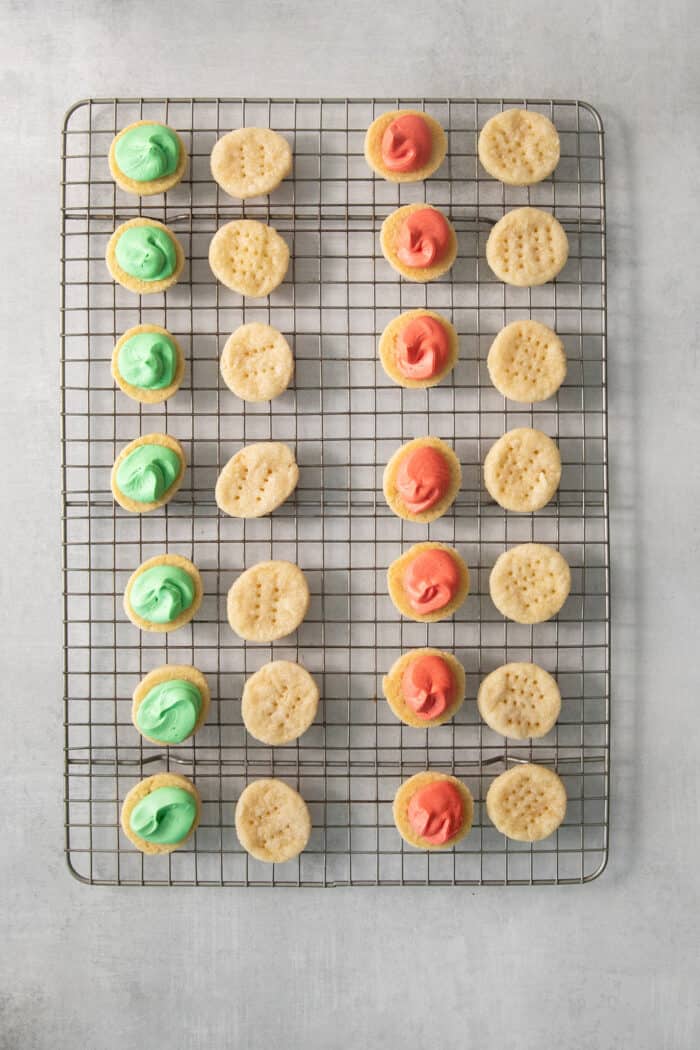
61 97 609 886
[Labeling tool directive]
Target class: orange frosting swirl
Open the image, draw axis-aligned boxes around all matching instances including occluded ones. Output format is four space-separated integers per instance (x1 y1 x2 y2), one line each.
396 207 451 268
381 114 432 173
407 781 464 844
396 315 449 380
402 655 454 719
403 548 459 614
396 446 451 513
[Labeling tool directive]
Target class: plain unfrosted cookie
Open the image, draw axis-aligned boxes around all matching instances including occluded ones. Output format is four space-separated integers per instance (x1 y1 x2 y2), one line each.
486 764 567 841
105 218 185 295
382 649 465 728
487 320 566 403
131 664 211 745
478 109 560 185
215 442 298 517
220 323 294 401
383 436 462 523
393 772 473 850
477 663 561 739
242 661 319 744
378 309 458 389
235 779 311 862
380 203 458 282
483 427 561 512
490 543 571 624
387 542 470 623
123 553 203 633
209 220 289 297
227 560 310 642
120 773 201 855
211 127 292 199
364 109 447 183
486 207 568 286
110 433 186 514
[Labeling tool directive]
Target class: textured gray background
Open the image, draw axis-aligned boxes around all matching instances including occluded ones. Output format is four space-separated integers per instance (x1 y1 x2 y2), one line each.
1 1 698 1047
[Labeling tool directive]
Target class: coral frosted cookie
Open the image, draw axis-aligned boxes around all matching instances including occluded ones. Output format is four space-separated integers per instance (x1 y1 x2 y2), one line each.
216 442 298 518
235 779 311 863
388 542 469 623
209 220 289 297
487 320 566 403
121 773 201 855
483 427 561 512
486 207 568 287
383 649 465 728
490 543 571 624
109 120 187 196
211 127 292 199
478 109 560 186
124 553 203 633
379 309 458 388
111 433 185 513
227 560 310 642
106 218 185 295
220 323 293 402
394 772 473 850
242 661 319 745
112 324 185 403
383 436 461 523
132 665 210 745
486 764 566 841
477 663 561 739
380 203 457 282
364 109 447 183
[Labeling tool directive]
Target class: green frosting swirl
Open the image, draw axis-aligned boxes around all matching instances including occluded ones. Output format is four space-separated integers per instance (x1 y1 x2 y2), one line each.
129 786 197 844
115 123 180 182
117 331 177 390
130 565 195 624
136 680 202 743
116 444 181 504
115 225 177 282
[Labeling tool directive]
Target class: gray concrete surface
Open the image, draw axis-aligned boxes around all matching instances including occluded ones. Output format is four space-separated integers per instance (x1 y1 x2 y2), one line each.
1 1 699 1047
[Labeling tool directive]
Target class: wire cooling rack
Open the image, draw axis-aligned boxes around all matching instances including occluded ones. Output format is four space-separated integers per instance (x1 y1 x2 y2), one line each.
61 97 609 886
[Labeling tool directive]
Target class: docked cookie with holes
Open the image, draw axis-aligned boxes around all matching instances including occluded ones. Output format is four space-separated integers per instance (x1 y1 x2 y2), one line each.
486 764 567 842
489 543 571 624
483 427 561 512
486 207 568 286
209 219 289 297
242 661 319 745
227 560 310 642
477 663 561 740
235 778 311 863
211 128 292 199
215 442 298 518
487 320 566 403
220 322 294 402
478 109 560 186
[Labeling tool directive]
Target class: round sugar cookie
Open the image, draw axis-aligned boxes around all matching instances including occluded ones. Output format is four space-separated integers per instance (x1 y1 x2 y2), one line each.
111 324 185 404
211 128 292 199
486 763 567 841
208 219 289 297
108 120 188 196
382 649 465 728
387 542 470 623
215 442 298 518
489 543 571 624
220 323 293 402
379 309 458 389
111 433 186 514
380 203 458 282
364 109 447 183
105 218 185 295
131 664 211 745
483 427 561 512
235 779 311 863
478 109 560 186
487 320 566 403
477 663 561 739
242 661 319 745
383 436 461 523
486 207 568 287
227 560 310 642
124 553 203 633
120 773 201 855
393 772 473 850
